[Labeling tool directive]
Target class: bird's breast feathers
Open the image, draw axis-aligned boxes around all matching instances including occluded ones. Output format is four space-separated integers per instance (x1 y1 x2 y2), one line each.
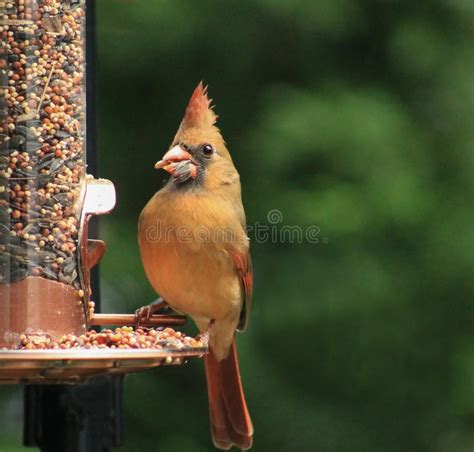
138 189 248 321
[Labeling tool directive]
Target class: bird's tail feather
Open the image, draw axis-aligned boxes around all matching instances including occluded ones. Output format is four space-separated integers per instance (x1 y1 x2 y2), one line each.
204 340 253 450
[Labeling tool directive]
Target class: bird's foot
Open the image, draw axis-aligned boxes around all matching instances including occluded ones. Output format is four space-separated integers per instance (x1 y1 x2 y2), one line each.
135 298 168 326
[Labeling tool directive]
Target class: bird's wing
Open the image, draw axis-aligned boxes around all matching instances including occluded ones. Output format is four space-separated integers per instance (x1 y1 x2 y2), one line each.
232 249 253 332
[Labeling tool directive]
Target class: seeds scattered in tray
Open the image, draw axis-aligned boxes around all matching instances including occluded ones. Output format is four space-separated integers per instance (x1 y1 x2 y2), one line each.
17 326 207 350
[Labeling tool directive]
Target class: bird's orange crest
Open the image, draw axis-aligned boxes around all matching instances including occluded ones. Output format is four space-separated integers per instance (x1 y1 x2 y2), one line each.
181 81 218 130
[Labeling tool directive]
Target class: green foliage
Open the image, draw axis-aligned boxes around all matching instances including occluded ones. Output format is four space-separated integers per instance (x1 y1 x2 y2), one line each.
1 0 473 451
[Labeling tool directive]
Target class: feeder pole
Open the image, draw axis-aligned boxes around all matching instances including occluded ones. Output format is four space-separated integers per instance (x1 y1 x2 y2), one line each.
23 2 124 451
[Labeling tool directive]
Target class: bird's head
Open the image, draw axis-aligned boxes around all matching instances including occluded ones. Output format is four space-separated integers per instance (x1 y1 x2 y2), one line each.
155 82 238 189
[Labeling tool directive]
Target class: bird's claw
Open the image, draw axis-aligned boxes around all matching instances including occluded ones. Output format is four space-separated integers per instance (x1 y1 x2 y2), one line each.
135 306 152 327
134 298 168 327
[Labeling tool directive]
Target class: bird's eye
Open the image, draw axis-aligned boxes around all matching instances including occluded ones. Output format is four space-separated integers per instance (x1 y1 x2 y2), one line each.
201 144 214 157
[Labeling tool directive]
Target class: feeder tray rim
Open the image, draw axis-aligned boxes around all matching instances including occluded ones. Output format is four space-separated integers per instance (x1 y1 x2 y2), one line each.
0 347 208 361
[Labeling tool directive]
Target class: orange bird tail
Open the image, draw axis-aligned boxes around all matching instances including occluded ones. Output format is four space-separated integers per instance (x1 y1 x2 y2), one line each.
204 340 254 450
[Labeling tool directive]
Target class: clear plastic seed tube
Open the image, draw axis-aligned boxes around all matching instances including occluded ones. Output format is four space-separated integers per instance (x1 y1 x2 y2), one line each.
0 0 86 288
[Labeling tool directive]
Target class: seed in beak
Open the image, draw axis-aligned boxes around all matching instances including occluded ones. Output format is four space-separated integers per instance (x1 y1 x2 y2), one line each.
155 145 193 170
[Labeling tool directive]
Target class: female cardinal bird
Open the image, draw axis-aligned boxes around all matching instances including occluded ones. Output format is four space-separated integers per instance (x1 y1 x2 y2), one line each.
136 82 254 450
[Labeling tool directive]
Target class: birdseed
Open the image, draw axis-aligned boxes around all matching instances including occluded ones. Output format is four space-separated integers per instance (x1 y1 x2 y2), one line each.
17 326 207 350
0 0 86 289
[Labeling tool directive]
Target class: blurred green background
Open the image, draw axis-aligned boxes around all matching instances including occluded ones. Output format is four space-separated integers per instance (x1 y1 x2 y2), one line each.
1 0 474 450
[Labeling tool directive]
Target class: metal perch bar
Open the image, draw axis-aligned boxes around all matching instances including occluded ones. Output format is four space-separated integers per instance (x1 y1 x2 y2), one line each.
89 313 187 327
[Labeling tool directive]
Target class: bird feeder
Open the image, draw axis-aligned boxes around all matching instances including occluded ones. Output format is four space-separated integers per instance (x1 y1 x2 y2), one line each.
0 0 206 385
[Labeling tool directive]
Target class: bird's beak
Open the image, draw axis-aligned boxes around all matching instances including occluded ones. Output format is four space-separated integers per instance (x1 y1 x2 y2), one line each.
155 145 193 170
155 145 198 181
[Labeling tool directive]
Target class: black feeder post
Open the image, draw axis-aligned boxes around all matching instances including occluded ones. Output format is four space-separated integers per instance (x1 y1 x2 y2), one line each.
23 2 124 451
